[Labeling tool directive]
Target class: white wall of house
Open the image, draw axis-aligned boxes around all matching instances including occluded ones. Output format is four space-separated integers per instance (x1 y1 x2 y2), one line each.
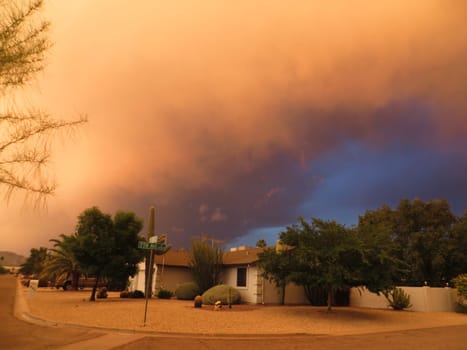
129 261 157 294
350 286 458 312
222 265 308 305
223 265 261 303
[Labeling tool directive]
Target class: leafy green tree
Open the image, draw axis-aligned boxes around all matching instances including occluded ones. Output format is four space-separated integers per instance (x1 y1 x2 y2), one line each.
0 0 86 202
356 222 407 294
445 213 467 281
105 210 144 291
72 207 144 301
257 246 295 305
256 239 267 248
19 247 47 275
41 234 81 289
280 217 363 311
189 238 223 294
359 198 461 286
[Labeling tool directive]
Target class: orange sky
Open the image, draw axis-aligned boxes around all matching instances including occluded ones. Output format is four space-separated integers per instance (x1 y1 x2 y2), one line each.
1 0 467 255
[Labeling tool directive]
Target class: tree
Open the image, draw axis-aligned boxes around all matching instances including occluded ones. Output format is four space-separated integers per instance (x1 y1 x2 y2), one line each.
257 246 295 305
189 238 223 294
41 234 81 289
106 210 145 291
72 207 144 301
19 246 47 275
356 222 407 295
280 217 363 311
359 198 461 286
446 213 467 281
256 239 267 248
0 0 86 203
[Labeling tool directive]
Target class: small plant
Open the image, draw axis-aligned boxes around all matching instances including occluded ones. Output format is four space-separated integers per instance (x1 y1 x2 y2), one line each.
97 287 108 299
157 289 173 299
385 287 412 310
175 282 200 300
120 290 130 298
130 290 145 298
194 295 202 308
453 274 467 313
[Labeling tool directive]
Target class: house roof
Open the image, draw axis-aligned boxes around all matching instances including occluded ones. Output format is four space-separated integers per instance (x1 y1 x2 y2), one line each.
152 247 267 267
154 250 191 267
222 247 265 266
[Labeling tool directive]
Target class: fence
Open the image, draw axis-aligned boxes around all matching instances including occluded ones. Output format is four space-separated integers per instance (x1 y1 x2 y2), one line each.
350 286 458 312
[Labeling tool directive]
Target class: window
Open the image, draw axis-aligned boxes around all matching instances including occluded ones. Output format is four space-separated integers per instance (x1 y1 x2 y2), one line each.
236 267 247 287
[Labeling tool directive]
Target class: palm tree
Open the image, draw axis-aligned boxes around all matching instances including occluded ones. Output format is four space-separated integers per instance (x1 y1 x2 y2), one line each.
41 234 81 290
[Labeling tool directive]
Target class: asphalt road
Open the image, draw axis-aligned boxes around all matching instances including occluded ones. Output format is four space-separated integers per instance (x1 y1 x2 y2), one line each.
2 274 466 349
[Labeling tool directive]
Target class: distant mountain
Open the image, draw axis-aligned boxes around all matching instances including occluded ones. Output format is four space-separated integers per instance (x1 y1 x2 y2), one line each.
0 251 26 266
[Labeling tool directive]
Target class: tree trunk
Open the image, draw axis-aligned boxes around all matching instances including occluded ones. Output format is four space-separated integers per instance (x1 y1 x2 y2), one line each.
280 283 286 305
327 287 333 312
72 272 79 290
90 274 99 301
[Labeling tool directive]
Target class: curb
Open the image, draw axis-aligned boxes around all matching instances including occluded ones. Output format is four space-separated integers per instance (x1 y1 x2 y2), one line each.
13 278 317 339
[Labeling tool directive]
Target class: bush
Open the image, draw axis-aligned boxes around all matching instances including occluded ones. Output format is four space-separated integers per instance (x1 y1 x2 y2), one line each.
157 289 173 299
121 290 146 298
131 290 145 298
0 265 8 275
175 282 200 300
201 284 241 305
453 274 467 313
385 287 412 310
120 290 130 298
455 303 467 313
97 287 108 299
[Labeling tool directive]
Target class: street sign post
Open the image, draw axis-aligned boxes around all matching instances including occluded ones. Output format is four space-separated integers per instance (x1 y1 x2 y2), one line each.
137 238 167 326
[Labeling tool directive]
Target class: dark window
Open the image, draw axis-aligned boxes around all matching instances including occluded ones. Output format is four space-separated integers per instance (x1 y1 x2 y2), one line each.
237 267 247 287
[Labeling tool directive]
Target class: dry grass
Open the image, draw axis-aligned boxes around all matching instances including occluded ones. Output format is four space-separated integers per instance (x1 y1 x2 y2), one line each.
25 287 467 336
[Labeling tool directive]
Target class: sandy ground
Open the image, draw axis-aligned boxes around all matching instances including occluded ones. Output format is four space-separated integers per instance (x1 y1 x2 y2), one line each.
23 286 467 336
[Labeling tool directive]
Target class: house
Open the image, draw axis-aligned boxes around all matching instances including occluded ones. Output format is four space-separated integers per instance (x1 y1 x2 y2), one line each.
129 250 192 293
130 246 308 304
222 246 308 304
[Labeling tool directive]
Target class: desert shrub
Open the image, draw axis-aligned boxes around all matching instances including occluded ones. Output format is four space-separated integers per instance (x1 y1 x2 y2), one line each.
194 295 202 308
175 282 200 300
385 287 412 310
130 290 145 298
453 274 467 313
120 290 130 298
455 303 467 313
97 287 108 299
201 284 241 305
157 289 173 299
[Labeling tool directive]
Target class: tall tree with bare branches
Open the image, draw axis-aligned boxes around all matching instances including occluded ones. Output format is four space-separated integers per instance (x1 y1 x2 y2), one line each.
0 0 86 203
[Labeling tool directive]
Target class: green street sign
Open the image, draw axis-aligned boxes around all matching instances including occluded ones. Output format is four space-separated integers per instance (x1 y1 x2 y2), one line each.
138 241 156 249
138 241 167 250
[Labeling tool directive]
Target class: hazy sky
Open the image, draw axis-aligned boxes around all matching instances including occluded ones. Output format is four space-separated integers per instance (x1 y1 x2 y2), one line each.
1 0 467 255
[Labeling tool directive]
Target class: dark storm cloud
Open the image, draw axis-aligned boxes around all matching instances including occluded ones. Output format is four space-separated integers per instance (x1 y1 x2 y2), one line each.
2 0 467 253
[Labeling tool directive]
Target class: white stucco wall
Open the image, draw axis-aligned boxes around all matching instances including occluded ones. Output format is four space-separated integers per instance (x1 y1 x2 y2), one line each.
129 261 157 294
222 265 261 303
350 286 458 312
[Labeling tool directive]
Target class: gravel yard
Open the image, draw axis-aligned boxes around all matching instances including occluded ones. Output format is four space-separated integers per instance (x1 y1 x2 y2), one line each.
24 287 467 336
